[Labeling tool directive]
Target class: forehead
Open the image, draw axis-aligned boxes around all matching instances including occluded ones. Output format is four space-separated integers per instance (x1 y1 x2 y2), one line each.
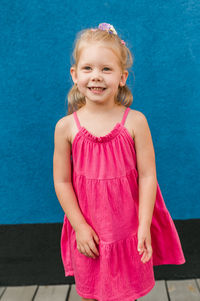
77 42 121 66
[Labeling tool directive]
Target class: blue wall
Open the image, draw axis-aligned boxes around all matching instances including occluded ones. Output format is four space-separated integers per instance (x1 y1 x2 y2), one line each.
0 0 200 224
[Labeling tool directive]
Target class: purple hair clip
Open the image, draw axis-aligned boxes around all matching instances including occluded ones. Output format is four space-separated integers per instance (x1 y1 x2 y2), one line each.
91 23 126 45
98 23 117 35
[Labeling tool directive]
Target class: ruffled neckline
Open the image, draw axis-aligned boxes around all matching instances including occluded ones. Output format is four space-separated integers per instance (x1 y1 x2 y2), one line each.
80 122 122 143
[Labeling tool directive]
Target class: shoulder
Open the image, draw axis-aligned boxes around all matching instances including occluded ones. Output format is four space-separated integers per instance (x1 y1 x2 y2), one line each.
127 109 150 138
128 108 147 122
54 114 74 144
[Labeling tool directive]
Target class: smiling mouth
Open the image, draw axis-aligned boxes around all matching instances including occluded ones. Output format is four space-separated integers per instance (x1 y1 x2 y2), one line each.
88 87 106 91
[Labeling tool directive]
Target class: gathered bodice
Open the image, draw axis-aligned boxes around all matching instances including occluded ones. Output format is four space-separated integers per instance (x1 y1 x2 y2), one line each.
71 107 138 179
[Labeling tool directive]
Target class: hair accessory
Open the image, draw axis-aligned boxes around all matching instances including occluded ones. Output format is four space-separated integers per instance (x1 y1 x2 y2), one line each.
91 23 126 46
98 23 117 35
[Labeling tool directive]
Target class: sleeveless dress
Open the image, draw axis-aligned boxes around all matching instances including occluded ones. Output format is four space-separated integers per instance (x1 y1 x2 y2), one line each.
60 106 186 301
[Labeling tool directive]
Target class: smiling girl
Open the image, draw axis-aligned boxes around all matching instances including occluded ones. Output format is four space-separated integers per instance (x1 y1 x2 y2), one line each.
53 23 185 301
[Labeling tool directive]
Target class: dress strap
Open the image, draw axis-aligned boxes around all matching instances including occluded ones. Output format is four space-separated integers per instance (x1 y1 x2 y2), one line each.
121 107 131 126
74 107 131 130
73 111 81 130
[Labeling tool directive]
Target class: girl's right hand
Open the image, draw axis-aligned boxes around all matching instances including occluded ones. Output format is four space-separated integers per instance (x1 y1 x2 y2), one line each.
75 223 100 259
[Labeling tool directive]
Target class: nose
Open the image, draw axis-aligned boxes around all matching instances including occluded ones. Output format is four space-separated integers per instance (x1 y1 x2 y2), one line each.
91 69 103 81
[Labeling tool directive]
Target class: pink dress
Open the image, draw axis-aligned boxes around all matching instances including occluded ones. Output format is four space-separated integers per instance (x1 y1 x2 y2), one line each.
60 106 186 301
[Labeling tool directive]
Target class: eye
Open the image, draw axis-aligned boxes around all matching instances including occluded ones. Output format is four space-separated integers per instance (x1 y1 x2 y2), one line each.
83 66 91 70
103 67 111 71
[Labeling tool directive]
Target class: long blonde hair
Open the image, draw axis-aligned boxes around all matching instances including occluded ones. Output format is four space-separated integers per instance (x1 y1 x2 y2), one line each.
66 27 135 115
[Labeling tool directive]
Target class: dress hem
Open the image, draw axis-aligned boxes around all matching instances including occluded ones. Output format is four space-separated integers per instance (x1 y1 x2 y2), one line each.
65 270 74 277
75 280 155 301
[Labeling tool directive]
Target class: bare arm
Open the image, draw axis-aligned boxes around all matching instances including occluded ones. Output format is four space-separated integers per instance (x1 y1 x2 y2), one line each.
53 118 87 232
134 112 157 227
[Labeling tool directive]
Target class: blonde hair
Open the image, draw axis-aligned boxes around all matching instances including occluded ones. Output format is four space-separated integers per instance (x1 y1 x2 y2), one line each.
66 27 135 115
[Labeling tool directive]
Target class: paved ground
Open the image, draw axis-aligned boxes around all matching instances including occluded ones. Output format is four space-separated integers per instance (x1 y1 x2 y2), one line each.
0 279 200 300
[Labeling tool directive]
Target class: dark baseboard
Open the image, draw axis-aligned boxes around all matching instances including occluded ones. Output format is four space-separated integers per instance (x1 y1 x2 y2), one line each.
0 219 199 286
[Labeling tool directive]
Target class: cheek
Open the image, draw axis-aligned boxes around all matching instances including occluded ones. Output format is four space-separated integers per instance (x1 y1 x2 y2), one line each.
110 77 121 89
78 74 89 85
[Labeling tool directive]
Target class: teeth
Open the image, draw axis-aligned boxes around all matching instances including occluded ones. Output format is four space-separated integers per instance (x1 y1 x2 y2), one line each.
90 87 104 90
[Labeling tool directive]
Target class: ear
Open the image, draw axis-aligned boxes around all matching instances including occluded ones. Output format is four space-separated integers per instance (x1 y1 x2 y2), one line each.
70 66 77 84
119 70 129 87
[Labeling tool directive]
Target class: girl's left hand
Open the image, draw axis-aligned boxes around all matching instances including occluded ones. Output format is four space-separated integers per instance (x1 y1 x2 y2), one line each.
137 224 153 263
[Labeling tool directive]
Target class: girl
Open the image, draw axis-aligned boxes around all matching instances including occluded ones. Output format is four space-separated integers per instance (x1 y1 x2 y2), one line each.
53 23 185 301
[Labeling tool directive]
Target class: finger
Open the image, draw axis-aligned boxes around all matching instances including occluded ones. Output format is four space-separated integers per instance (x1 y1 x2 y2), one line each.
94 234 100 245
89 241 99 257
146 246 153 261
85 244 96 259
77 244 88 256
140 243 148 258
141 247 152 263
138 242 145 255
77 244 83 253
141 249 147 261
142 252 149 263
142 252 151 263
145 244 152 257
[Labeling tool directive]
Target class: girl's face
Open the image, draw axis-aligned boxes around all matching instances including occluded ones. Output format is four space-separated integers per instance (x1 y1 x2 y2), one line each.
70 42 128 105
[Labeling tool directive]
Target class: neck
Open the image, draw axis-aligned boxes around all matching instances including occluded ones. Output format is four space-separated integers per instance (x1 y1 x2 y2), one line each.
82 101 122 116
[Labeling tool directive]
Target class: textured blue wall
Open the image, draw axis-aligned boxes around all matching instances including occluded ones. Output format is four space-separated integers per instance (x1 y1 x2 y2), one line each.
0 0 200 224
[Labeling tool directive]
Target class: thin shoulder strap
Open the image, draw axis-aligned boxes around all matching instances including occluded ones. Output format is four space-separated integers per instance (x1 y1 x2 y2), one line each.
121 107 131 126
73 111 81 130
74 107 131 129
